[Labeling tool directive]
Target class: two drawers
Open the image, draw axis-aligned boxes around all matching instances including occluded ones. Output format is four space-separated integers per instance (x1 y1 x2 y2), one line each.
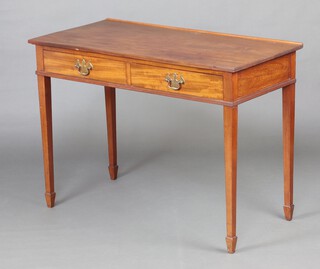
42 49 224 100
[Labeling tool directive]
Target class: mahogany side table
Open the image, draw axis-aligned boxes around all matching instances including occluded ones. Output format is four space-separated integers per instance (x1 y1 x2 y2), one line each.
29 19 303 253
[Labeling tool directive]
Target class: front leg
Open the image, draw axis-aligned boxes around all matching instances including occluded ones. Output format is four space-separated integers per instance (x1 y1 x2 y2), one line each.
223 106 238 253
282 83 295 220
105 87 118 180
38 75 55 208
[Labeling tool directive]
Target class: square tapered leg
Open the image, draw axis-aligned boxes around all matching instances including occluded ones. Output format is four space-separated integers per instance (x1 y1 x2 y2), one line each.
223 106 238 253
38 75 55 208
105 87 118 180
282 84 295 221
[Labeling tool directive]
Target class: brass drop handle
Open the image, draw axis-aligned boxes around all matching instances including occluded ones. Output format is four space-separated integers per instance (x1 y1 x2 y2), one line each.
165 73 185 91
74 59 93 76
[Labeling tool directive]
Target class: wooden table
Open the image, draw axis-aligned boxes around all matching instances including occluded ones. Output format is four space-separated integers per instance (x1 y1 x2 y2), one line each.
29 19 303 253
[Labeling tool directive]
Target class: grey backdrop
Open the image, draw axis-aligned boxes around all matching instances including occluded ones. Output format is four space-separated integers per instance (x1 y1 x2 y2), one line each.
1 0 319 268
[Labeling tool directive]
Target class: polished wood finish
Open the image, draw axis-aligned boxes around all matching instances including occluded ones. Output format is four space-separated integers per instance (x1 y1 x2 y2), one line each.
224 106 238 253
282 53 296 221
38 75 55 208
41 46 219 74
29 19 303 253
29 19 302 72
36 46 55 208
282 83 295 221
105 87 118 180
30 38 299 107
234 79 296 105
36 69 233 106
237 55 291 97
130 63 223 99
43 50 127 84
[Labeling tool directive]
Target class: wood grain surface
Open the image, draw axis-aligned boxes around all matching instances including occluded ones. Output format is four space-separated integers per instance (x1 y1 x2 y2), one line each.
130 63 223 99
36 46 56 208
237 55 291 97
224 106 238 254
282 83 295 221
43 50 127 84
30 19 303 254
29 19 303 72
105 87 118 180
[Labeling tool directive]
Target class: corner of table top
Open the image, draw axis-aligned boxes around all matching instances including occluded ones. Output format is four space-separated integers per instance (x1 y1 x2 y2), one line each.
28 38 37 45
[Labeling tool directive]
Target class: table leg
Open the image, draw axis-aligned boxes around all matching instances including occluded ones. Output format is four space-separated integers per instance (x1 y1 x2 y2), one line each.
37 75 55 208
105 86 118 180
282 83 295 221
223 106 238 253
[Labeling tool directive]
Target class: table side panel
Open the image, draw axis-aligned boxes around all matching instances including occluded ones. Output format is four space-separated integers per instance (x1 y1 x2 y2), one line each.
237 54 291 98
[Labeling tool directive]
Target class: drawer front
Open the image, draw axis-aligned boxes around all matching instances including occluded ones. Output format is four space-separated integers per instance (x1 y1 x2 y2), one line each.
130 64 223 99
43 50 127 84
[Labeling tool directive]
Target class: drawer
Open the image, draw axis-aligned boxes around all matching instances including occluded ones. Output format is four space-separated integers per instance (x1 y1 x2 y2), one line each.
43 50 127 84
130 64 223 99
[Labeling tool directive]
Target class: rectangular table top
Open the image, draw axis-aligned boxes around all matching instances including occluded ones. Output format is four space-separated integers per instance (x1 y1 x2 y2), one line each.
29 18 303 73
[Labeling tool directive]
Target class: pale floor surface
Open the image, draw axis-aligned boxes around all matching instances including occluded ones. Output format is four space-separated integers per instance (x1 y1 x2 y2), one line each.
1 135 319 269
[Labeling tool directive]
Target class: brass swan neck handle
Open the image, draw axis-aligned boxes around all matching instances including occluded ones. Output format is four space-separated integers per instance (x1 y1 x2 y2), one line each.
75 59 93 76
165 73 185 90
